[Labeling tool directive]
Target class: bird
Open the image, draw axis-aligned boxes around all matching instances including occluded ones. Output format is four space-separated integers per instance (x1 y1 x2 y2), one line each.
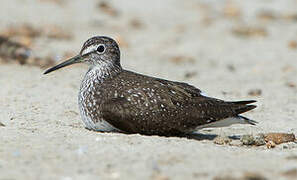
44 36 257 136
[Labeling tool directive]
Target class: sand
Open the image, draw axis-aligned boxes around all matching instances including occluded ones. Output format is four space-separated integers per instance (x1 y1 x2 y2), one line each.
0 0 297 179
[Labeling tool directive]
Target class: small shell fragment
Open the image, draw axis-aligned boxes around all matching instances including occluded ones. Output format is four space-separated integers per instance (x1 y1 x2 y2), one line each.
264 133 296 145
254 133 266 146
240 133 296 147
266 141 276 149
240 135 255 145
213 136 232 145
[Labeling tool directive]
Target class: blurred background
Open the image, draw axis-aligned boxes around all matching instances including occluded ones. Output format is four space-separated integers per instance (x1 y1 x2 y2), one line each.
0 0 297 179
1 0 296 95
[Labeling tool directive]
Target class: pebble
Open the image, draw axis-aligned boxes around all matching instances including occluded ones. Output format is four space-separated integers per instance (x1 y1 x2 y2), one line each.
213 136 232 145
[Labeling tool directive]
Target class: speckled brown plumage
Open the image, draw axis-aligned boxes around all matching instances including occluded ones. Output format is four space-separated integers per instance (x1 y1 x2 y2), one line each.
44 36 257 136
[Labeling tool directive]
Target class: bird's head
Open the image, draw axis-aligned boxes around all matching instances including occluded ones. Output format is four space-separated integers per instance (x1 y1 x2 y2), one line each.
44 36 121 74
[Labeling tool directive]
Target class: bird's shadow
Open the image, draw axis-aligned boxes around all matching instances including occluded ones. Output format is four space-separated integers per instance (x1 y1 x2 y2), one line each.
185 133 218 141
89 127 241 141
185 133 241 141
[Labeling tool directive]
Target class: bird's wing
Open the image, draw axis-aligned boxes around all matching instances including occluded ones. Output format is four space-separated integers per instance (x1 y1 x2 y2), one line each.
100 71 256 135
100 94 256 135
184 97 257 124
100 97 142 133
155 77 256 122
154 78 202 97
121 70 203 97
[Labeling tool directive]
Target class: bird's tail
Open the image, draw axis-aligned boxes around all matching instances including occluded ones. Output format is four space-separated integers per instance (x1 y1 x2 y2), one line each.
229 100 257 125
231 100 257 114
230 100 257 125
195 100 257 130
238 115 258 125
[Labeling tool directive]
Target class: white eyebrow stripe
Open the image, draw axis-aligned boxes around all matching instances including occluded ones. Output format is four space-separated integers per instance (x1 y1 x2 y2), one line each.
82 44 100 55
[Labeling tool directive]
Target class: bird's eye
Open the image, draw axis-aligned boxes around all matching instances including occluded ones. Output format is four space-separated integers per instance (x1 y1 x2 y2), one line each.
97 45 105 53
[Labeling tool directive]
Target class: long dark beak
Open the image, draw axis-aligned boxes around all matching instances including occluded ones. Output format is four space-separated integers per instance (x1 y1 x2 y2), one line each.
44 55 83 74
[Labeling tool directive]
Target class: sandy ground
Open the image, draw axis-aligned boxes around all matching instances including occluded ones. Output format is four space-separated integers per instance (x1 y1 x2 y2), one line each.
1 0 297 179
